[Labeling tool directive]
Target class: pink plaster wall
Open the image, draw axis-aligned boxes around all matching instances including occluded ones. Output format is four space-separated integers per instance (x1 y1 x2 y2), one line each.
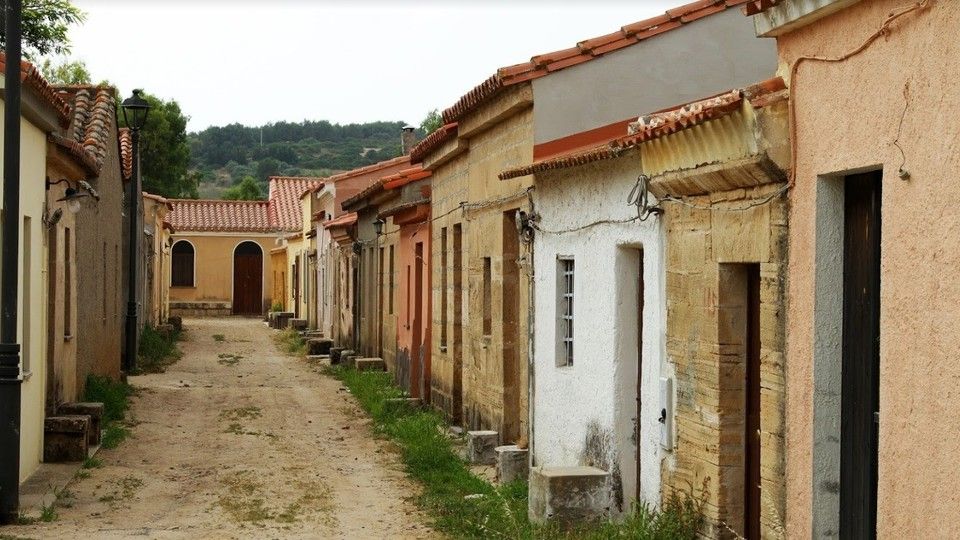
778 1 959 536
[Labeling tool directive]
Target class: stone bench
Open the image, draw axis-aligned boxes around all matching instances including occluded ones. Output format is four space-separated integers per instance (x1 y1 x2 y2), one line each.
496 445 529 483
528 466 611 525
355 358 386 372
273 312 294 329
58 402 104 446
289 318 308 330
44 415 91 462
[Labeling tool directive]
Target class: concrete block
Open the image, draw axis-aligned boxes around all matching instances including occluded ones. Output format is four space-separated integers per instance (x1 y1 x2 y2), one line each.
355 358 385 372
274 312 294 329
383 397 422 414
44 415 91 462
528 466 611 525
329 347 344 364
289 318 308 330
340 351 357 368
307 338 333 356
466 430 499 465
306 355 330 367
57 402 104 446
496 445 529 483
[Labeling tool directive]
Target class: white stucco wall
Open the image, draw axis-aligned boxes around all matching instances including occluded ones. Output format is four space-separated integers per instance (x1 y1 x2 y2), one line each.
531 155 665 510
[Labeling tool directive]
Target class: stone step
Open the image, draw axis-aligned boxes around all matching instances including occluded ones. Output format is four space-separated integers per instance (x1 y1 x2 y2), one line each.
496 445 529 484
307 338 333 356
289 318 308 330
44 415 91 462
466 430 499 465
57 402 104 446
355 358 385 372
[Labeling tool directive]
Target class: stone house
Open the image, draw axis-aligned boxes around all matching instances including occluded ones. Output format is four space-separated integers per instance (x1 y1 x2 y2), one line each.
142 192 173 327
54 85 127 391
165 176 319 317
490 0 778 523
1 54 73 481
745 0 958 537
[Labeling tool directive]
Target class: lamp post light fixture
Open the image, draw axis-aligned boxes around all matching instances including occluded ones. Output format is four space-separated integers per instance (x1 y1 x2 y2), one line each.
46 178 98 214
373 218 385 236
121 90 150 374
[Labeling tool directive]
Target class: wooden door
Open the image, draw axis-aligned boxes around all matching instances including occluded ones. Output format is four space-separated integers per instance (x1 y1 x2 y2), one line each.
233 242 263 315
412 242 424 398
502 211 521 443
452 224 463 424
841 172 881 539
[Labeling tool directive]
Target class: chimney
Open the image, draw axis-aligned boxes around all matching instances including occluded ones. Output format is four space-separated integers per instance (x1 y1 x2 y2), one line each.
401 125 417 155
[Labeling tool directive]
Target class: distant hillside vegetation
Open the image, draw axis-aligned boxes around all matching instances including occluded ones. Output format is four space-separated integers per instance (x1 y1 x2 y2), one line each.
188 120 419 199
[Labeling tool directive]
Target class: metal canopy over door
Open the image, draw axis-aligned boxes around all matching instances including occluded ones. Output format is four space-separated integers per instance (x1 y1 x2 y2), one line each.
233 241 263 316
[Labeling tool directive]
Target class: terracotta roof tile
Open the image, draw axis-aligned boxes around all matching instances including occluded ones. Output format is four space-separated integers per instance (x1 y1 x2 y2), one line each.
143 191 174 210
48 133 99 175
442 0 750 123
322 211 357 230
382 165 431 190
54 85 121 177
320 155 411 187
341 179 386 210
118 128 132 180
499 77 784 180
268 176 323 231
410 122 458 164
0 53 70 128
166 199 273 233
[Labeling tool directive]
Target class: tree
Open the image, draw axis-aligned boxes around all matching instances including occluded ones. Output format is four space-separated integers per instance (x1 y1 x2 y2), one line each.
0 0 85 59
118 91 193 198
39 57 90 84
223 176 263 201
420 109 442 135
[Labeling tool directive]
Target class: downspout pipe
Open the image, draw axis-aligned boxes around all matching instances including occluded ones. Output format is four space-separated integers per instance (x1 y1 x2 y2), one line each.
0 0 24 523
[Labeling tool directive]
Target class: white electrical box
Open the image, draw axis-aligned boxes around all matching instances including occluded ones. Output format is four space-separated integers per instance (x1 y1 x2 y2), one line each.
660 377 673 451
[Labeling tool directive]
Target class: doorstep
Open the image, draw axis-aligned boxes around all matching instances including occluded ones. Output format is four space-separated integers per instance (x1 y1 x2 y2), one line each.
18 444 100 516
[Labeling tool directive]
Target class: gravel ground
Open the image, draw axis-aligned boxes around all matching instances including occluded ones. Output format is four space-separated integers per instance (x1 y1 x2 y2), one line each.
7 317 435 539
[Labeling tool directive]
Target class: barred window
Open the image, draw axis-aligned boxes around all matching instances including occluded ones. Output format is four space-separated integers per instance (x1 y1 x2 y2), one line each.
558 258 574 367
171 240 195 287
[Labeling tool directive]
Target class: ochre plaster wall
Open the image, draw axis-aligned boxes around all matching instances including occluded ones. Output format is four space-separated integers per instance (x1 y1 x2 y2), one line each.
168 234 274 314
775 2 960 537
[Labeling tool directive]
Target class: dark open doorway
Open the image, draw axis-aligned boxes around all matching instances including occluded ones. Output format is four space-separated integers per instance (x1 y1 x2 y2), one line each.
233 241 263 315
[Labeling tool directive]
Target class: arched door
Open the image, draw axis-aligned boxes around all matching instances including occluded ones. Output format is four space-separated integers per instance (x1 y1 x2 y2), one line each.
233 241 263 315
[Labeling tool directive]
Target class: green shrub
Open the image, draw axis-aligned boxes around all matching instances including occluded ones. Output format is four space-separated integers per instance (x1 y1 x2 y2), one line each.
328 366 705 539
137 325 182 373
273 328 306 356
270 301 284 312
84 375 134 449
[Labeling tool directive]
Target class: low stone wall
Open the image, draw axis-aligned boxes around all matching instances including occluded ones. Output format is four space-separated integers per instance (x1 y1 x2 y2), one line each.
170 301 231 317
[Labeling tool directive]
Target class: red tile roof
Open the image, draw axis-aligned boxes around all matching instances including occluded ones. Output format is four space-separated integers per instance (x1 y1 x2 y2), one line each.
118 128 132 180
48 133 100 175
409 122 458 164
56 85 118 175
382 166 431 190
0 53 70 128
166 199 273 233
341 178 386 210
442 0 750 123
268 176 323 231
499 77 784 180
318 155 411 189
323 211 357 230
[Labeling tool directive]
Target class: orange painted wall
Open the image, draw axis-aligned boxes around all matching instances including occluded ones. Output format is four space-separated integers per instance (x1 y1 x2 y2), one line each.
395 205 431 399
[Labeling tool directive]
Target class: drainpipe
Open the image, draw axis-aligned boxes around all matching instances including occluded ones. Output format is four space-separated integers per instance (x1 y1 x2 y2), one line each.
0 0 24 523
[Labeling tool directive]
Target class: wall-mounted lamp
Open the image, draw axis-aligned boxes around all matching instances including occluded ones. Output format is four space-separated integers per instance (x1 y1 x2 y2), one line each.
46 178 99 214
373 218 385 236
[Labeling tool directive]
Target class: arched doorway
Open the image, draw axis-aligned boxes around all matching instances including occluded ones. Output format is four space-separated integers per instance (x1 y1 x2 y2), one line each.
233 241 263 315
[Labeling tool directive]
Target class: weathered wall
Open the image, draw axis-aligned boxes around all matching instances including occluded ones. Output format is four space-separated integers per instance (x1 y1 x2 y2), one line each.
429 85 533 440
531 9 777 145
356 206 379 357
395 207 431 399
168 234 274 314
377 216 399 373
773 1 960 537
531 155 665 513
75 114 123 388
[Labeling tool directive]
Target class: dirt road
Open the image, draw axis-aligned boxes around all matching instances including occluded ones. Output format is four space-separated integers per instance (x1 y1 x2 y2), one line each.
8 318 435 539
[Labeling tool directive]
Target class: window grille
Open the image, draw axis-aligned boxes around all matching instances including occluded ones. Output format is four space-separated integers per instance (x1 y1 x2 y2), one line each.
558 258 574 367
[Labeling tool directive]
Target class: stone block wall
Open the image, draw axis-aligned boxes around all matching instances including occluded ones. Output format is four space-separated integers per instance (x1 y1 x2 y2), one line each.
661 182 787 538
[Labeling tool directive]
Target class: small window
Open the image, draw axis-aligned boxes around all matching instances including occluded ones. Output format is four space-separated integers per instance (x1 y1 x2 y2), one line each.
557 258 574 367
171 240 195 287
482 257 492 335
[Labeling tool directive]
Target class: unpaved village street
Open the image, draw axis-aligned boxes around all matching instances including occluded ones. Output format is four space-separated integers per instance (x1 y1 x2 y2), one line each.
8 318 435 539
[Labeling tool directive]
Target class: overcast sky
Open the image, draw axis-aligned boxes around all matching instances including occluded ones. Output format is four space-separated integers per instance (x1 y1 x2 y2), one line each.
68 1 679 132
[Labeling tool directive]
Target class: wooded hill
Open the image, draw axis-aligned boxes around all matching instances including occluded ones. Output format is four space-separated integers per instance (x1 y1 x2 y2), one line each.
188 120 418 199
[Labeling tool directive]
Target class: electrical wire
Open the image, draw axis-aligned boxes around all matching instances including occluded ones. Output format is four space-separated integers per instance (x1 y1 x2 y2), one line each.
785 0 930 187
659 183 790 212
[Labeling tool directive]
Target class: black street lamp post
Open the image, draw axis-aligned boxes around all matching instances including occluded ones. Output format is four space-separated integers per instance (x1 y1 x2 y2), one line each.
0 0 23 524
121 90 150 374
